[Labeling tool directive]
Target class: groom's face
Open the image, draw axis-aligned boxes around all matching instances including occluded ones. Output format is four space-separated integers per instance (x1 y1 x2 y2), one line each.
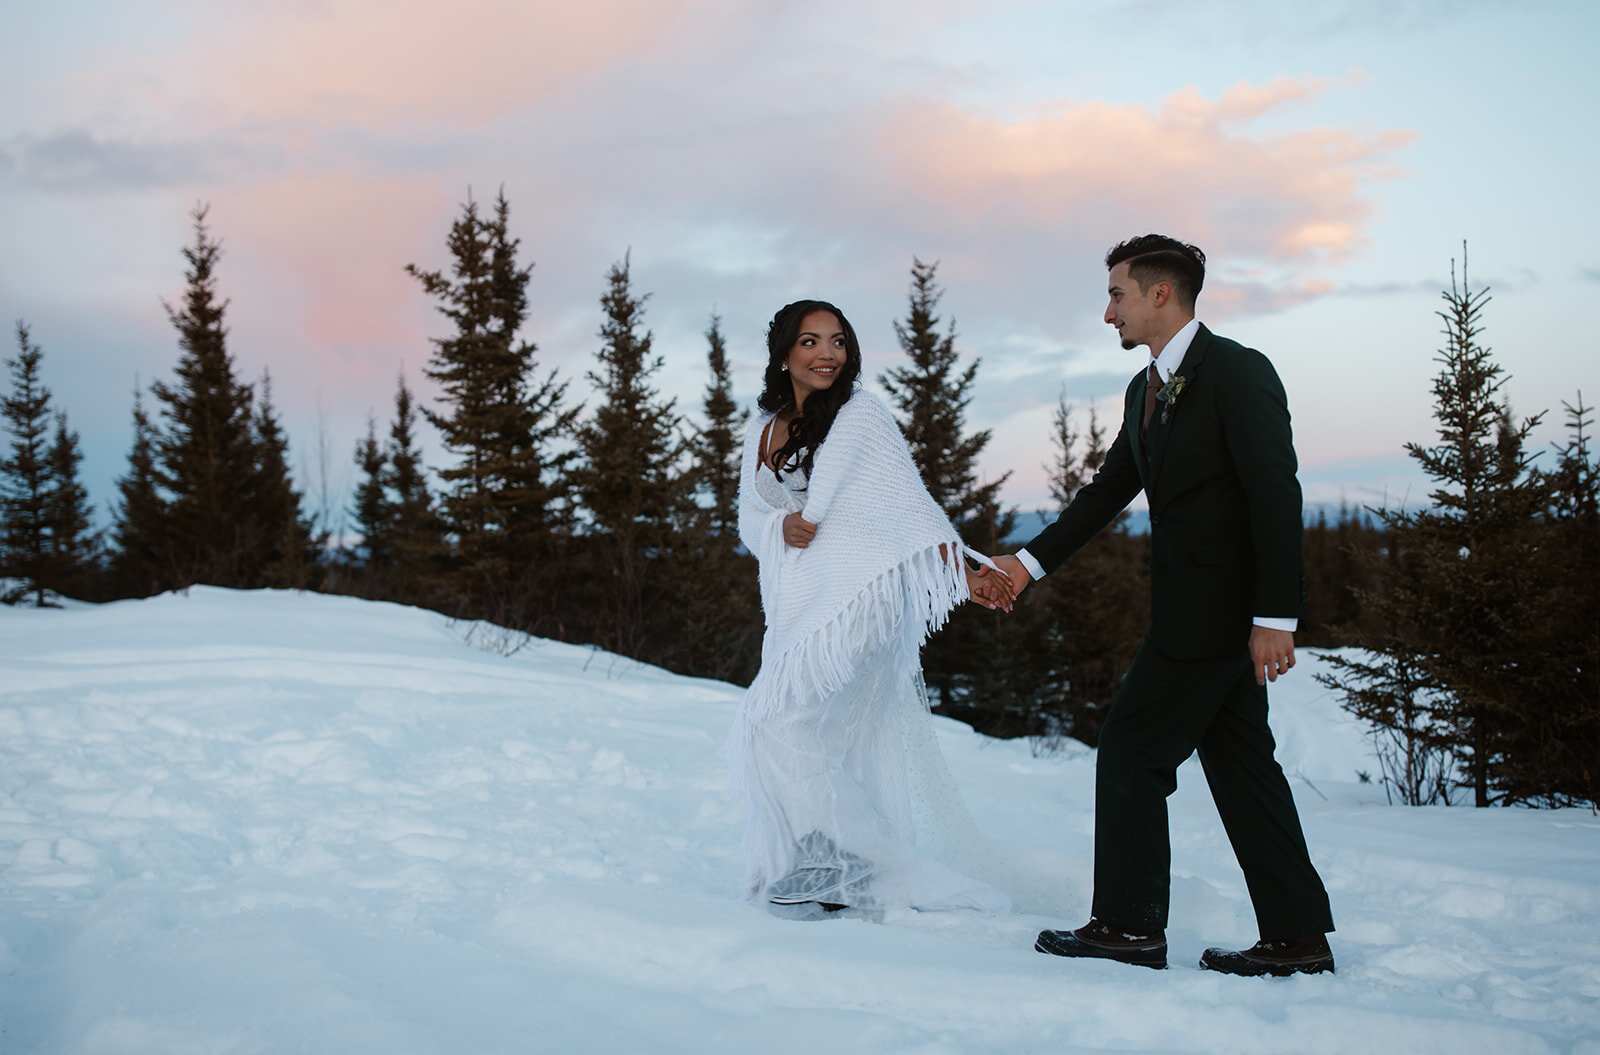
1105 261 1157 351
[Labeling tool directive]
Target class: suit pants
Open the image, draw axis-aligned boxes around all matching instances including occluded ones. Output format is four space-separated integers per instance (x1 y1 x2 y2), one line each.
1090 635 1335 937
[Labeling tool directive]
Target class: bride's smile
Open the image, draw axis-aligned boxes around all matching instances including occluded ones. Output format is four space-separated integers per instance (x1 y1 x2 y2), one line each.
784 310 849 408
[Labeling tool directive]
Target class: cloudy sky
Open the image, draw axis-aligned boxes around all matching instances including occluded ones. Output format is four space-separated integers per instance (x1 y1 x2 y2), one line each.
3 0 1594 533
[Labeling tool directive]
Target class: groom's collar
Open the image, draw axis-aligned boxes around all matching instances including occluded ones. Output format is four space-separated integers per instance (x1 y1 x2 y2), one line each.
1149 317 1201 384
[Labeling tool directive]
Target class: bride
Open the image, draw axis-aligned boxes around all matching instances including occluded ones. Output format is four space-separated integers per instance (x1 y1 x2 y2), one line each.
729 298 1015 918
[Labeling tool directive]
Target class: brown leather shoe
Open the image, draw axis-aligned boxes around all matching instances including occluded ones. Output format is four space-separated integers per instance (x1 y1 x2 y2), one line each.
1199 936 1334 977
1035 919 1167 970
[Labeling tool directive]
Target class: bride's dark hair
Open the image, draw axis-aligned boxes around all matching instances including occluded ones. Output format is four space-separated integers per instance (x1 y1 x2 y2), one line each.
757 299 862 479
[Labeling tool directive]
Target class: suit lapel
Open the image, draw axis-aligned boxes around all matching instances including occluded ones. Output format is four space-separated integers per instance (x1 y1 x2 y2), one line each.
1128 368 1152 491
1146 323 1213 495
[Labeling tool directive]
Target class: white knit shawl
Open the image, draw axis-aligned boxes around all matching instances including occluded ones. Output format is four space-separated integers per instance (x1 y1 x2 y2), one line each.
736 389 978 723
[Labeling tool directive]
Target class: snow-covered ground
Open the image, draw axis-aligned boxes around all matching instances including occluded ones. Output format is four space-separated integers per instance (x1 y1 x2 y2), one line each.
1 588 1596 1054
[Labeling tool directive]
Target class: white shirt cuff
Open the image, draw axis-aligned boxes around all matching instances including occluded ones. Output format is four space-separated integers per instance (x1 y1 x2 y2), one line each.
1015 548 1046 582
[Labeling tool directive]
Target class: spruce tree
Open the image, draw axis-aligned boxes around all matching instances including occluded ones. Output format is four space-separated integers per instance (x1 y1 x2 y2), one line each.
151 204 260 588
1402 253 1550 805
409 190 501 577
1044 401 1124 528
879 259 1014 713
490 195 579 622
1321 247 1554 806
1045 394 1082 512
249 372 318 588
347 371 441 604
1 322 53 605
879 258 1012 536
43 413 99 599
351 415 390 581
409 189 574 624
1551 394 1598 524
669 312 760 682
111 386 169 597
695 313 746 538
573 252 683 659
384 371 443 605
1024 397 1148 746
1506 394 1600 806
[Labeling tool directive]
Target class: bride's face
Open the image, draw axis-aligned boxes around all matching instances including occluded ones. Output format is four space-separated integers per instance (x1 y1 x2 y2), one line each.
785 310 848 407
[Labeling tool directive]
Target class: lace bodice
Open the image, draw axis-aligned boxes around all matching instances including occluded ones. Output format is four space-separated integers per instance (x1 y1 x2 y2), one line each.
755 461 807 515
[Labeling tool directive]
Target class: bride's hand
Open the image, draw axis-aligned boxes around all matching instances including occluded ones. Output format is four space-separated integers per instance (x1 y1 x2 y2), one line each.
966 563 1016 611
782 512 818 548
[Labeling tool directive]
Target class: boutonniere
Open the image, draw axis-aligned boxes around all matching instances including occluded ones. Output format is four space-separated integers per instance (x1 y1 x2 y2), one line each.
1156 374 1188 425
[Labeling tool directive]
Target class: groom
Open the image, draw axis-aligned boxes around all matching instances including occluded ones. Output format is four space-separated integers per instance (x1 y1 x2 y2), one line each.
990 235 1335 976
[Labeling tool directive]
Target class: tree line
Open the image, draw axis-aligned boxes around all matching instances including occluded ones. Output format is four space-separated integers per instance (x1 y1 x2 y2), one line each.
2 198 1593 807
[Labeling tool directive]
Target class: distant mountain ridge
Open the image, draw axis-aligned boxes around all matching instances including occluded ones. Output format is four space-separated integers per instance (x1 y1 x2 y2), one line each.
1002 503 1367 546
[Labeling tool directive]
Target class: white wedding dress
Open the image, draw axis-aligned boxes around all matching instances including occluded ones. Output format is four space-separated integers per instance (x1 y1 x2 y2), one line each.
729 460 1012 918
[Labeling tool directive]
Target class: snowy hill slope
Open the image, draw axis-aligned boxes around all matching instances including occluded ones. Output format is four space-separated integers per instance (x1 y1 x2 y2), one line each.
1 588 1596 1054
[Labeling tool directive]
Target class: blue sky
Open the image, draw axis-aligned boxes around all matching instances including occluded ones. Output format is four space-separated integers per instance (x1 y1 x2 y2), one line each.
2 0 1594 532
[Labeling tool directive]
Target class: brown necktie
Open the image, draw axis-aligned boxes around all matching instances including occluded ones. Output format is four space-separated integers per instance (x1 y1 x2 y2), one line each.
1142 362 1161 431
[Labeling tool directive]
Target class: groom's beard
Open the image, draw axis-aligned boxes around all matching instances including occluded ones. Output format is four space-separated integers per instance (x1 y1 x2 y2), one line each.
1121 338 1140 351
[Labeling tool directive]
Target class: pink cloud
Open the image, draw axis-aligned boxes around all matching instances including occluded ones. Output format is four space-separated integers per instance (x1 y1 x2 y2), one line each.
1213 75 1332 121
198 0 695 128
873 79 1414 267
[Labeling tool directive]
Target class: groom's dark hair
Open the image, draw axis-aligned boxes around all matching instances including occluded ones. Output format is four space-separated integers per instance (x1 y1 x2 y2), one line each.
1107 234 1206 310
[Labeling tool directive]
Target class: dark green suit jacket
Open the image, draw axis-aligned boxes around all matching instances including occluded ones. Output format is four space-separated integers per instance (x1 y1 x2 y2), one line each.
1026 324 1305 660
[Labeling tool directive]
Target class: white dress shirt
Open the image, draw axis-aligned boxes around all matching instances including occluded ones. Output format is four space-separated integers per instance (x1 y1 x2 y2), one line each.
1016 317 1297 633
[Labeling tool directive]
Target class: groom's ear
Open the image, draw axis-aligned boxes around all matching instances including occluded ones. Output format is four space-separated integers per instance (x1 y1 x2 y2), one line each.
1152 280 1173 307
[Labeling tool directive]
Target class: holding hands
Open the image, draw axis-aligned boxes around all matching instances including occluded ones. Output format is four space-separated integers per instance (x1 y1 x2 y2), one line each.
983 555 1033 601
965 561 1018 611
971 554 1032 613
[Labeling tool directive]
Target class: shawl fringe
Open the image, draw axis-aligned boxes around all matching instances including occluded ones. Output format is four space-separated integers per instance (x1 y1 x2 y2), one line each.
735 538 967 729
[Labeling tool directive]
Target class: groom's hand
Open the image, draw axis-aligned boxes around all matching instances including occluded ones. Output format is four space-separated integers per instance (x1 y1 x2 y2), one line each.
965 563 1015 610
980 555 1033 607
1249 626 1296 685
